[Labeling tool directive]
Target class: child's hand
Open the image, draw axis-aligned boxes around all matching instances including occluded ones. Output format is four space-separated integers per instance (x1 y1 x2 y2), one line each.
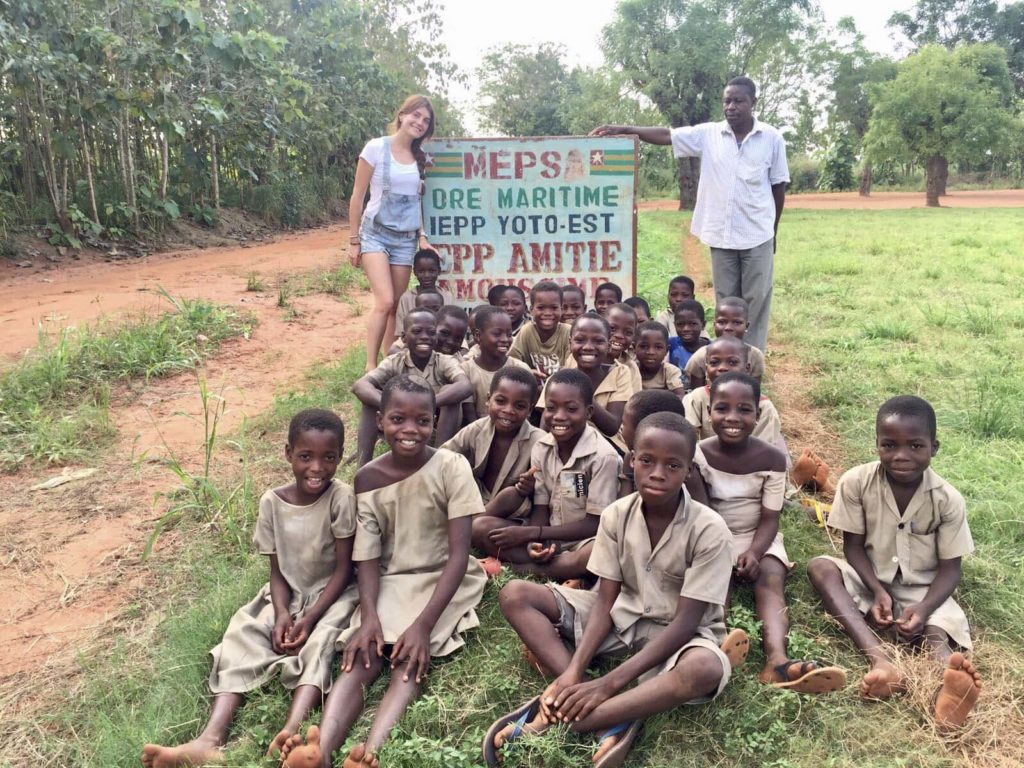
531 369 549 386
515 467 539 496
272 614 294 655
549 678 614 723
281 615 313 654
342 615 385 673
869 590 894 627
895 603 928 639
391 621 431 683
541 671 584 722
527 542 558 563
488 525 535 549
735 550 761 582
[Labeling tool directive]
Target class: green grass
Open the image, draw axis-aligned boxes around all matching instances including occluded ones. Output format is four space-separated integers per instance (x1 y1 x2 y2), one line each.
18 208 1024 767
0 289 252 471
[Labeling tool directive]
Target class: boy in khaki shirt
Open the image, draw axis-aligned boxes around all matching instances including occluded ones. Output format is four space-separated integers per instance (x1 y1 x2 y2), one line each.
478 369 620 579
684 297 765 388
808 395 981 730
485 412 734 767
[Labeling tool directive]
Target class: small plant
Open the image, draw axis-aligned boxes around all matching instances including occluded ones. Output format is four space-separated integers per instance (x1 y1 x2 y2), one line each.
245 271 265 292
860 318 915 342
277 283 291 308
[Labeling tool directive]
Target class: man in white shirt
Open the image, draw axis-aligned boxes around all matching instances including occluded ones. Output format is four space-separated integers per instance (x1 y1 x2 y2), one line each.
591 77 789 352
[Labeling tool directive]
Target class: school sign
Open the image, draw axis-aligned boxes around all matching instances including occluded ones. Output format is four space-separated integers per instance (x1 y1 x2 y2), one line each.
422 137 638 305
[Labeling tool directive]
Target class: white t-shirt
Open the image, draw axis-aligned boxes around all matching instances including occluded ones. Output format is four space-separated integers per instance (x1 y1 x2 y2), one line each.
670 120 789 250
359 137 422 221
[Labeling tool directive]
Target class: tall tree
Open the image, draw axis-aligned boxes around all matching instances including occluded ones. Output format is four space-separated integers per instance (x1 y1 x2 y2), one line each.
863 43 1018 207
602 0 813 209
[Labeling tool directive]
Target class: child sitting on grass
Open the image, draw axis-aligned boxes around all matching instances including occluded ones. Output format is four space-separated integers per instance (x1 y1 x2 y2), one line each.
606 302 643 393
807 395 981 728
683 336 782 449
509 280 571 382
624 296 651 323
352 309 471 466
280 377 486 768
459 306 531 422
560 283 587 325
476 368 620 579
142 409 358 768
669 299 710 372
684 297 765 389
654 274 696 331
434 305 469 360
635 321 686 396
692 373 845 695
593 281 622 316
485 413 735 768
385 291 449 356
394 249 452 331
499 284 529 337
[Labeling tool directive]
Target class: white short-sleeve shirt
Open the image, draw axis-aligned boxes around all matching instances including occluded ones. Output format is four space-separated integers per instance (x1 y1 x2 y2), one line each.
359 137 422 221
670 120 789 250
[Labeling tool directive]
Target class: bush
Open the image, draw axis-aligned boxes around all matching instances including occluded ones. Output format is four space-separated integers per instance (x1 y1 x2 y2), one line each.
787 155 820 193
817 129 857 192
246 175 326 229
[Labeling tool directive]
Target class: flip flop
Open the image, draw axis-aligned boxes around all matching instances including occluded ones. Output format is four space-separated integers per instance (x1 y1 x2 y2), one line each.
479 556 505 578
771 659 847 694
482 696 542 767
720 628 750 669
799 498 831 528
593 720 644 768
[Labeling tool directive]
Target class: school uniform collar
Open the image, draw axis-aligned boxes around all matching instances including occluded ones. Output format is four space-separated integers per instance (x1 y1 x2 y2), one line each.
400 348 437 371
873 461 944 520
476 416 535 445
626 488 693 561
538 423 603 462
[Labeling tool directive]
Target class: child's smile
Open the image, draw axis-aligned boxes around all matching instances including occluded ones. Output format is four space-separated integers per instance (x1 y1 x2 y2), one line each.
286 429 341 503
571 319 610 370
543 382 589 442
710 381 758 443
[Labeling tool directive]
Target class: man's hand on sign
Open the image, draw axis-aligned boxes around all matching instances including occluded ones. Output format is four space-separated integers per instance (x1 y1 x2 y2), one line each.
589 125 626 137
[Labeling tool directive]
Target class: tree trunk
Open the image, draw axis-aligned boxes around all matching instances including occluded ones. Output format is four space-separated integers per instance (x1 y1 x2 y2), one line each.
925 155 947 208
160 132 169 200
676 156 699 210
859 161 873 197
211 133 220 209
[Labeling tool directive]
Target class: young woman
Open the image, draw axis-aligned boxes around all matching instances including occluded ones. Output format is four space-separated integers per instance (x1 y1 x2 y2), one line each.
348 95 438 371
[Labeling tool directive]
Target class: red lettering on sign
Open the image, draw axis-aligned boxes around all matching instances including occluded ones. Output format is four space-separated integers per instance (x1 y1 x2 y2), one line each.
530 242 562 272
508 243 528 273
540 151 561 179
514 151 537 178
490 152 512 180
600 241 622 271
464 152 487 178
473 243 494 274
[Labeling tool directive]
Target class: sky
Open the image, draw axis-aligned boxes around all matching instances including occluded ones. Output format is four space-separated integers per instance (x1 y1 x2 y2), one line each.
437 0 914 131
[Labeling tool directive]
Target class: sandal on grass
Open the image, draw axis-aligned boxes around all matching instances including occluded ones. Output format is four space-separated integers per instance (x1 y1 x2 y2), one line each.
482 696 543 767
771 659 847 694
593 720 644 768
799 498 831 528
479 556 505 578
720 628 750 669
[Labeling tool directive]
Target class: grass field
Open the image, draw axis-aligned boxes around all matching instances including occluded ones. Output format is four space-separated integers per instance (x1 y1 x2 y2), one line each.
22 208 1024 767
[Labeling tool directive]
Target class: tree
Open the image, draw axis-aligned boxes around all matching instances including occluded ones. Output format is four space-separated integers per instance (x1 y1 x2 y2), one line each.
817 125 856 191
888 0 1000 49
863 43 1018 207
601 0 814 209
475 43 579 136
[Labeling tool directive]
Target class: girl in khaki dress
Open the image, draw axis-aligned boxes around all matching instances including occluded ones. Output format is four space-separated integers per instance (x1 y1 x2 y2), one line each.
142 409 358 768
280 377 486 768
691 373 846 696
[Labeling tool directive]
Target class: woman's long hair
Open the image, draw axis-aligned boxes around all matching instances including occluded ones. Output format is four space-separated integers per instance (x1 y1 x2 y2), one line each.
389 94 435 181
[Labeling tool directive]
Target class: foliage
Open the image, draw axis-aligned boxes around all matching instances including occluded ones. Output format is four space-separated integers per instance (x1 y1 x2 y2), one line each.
785 155 820 193
816 126 857 191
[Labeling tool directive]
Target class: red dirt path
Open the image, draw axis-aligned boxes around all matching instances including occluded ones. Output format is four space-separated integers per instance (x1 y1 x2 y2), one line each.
638 188 1024 211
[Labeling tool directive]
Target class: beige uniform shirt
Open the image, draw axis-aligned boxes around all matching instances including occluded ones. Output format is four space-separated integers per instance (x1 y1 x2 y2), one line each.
365 349 466 394
395 286 454 330
684 342 765 381
655 308 712 339
441 417 542 504
509 321 571 375
642 361 685 392
683 385 782 444
343 449 486 656
587 491 733 642
531 424 621 526
828 461 974 586
539 358 637 413
459 356 531 419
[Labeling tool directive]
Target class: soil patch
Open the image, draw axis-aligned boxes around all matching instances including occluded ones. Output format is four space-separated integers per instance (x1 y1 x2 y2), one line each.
638 188 1024 212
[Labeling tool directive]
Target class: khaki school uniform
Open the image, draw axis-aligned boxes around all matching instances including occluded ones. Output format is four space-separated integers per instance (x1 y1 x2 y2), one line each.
441 417 542 517
509 321 571 375
683 385 783 445
538 360 638 452
655 308 712 340
642 361 685 392
459 356 531 419
684 342 765 381
209 483 359 694
365 349 466 394
617 350 643 394
817 461 974 649
549 491 733 696
338 450 486 656
693 445 791 567
395 286 455 330
532 424 621 549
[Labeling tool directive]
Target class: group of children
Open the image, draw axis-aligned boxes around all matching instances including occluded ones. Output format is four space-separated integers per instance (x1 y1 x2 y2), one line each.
141 260 982 768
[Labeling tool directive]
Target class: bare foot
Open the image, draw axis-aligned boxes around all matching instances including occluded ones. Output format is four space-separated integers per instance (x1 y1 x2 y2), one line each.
342 743 379 768
494 711 549 750
860 660 905 700
591 731 621 764
281 725 322 768
267 728 294 757
140 739 224 768
721 629 750 669
522 645 556 678
760 659 847 694
934 652 982 730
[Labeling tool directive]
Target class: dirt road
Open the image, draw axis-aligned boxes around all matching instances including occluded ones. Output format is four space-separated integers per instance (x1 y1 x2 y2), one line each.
638 188 1024 211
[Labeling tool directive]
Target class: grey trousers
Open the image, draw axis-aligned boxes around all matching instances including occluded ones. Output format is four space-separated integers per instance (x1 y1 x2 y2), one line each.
709 237 774 352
